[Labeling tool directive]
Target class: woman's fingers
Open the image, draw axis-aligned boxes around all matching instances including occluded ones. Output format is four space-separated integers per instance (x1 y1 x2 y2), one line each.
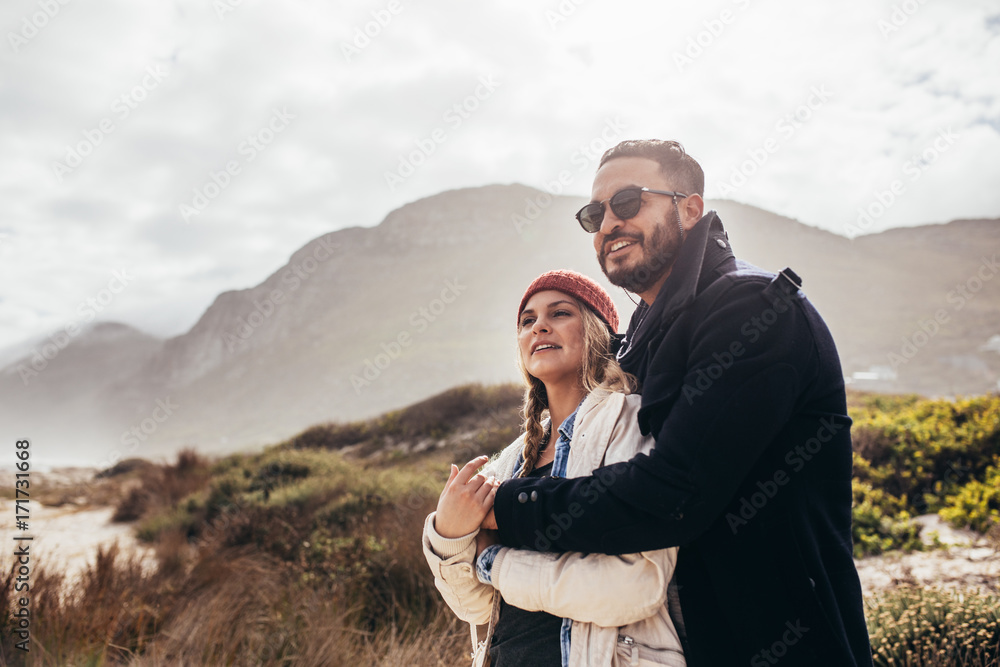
474 476 497 503
475 480 499 509
453 455 489 486
443 463 459 489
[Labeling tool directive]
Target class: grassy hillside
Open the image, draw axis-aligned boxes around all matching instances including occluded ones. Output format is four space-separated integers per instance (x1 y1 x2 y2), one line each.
1 384 998 666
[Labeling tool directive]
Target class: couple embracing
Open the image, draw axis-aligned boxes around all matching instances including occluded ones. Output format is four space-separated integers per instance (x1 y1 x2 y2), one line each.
422 140 873 667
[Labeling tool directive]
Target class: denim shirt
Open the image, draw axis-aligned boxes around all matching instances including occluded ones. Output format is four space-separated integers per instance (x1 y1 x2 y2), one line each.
477 401 582 667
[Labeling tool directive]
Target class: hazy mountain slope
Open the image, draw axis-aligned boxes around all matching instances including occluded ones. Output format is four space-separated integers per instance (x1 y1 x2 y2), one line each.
1 186 996 464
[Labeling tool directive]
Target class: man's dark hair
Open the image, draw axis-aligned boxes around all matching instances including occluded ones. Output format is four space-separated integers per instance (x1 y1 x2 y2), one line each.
599 139 705 197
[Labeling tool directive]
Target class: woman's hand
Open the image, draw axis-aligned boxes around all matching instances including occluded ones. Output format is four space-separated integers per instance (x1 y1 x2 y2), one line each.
434 455 499 539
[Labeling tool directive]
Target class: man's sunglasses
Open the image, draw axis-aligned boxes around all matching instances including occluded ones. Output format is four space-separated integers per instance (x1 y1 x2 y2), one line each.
576 187 688 233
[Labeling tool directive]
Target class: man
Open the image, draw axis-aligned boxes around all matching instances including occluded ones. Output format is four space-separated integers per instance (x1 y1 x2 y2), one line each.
484 140 873 666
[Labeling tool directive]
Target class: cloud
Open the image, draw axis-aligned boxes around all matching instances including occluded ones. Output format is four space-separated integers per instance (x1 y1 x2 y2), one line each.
1 0 997 349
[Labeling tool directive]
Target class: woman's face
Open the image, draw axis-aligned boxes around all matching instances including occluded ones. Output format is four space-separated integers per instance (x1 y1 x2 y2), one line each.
517 290 586 389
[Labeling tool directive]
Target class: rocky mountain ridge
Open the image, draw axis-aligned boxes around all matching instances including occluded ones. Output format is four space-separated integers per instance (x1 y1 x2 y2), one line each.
2 185 997 465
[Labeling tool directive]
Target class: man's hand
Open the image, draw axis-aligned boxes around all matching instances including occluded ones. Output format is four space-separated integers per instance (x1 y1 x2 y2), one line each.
434 455 499 539
481 507 497 531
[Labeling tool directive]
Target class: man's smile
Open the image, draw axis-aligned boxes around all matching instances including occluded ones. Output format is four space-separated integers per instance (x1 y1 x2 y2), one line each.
605 236 641 258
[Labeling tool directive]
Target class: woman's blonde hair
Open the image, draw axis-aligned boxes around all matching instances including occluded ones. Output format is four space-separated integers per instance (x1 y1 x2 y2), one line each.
515 298 637 477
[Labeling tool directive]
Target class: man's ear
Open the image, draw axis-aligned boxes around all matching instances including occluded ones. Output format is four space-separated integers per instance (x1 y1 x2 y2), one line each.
681 194 705 231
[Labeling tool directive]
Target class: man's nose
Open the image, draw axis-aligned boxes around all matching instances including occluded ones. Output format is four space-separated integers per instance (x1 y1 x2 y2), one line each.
598 207 624 237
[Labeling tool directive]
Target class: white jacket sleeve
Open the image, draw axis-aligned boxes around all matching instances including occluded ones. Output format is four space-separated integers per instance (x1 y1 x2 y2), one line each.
490 545 676 627
421 512 494 625
419 439 524 626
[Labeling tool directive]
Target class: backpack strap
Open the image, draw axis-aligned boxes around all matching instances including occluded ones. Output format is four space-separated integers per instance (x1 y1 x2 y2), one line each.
761 267 803 308
470 592 502 666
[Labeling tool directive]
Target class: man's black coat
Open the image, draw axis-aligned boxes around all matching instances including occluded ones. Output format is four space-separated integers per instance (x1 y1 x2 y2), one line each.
495 212 873 666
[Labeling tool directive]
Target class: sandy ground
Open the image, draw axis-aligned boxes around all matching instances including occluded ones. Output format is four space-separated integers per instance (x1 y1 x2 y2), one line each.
0 498 155 585
855 514 999 594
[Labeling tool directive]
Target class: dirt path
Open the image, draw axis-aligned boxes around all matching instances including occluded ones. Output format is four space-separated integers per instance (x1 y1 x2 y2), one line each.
855 514 1000 593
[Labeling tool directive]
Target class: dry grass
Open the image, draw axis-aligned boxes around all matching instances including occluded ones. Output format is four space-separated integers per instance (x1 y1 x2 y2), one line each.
0 544 469 667
0 543 159 666
5 537 997 666
111 450 210 523
867 586 1000 666
0 445 467 665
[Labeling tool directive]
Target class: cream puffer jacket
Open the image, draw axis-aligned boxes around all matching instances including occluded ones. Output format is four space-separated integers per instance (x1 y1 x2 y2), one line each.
422 388 686 666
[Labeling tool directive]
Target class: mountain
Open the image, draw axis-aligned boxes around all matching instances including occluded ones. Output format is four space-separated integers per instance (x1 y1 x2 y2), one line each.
1 186 997 465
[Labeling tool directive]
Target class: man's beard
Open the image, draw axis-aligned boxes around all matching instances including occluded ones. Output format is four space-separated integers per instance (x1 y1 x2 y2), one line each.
598 219 682 295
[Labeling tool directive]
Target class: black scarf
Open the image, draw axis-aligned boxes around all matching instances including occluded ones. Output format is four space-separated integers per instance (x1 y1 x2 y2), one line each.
616 210 730 381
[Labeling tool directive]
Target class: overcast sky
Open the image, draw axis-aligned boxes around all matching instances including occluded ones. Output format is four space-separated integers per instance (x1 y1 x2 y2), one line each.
1 0 998 353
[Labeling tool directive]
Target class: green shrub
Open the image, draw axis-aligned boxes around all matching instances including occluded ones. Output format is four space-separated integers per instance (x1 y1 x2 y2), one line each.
281 383 524 459
852 480 925 557
289 422 370 450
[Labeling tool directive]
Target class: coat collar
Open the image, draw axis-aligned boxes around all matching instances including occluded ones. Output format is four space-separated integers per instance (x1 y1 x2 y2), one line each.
651 209 735 315
617 211 736 373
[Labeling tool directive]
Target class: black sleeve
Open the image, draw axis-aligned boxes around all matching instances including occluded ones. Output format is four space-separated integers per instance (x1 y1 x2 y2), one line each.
494 279 818 554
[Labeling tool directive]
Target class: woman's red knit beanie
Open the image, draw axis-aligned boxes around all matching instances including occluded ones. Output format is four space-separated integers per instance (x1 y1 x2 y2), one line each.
517 269 619 333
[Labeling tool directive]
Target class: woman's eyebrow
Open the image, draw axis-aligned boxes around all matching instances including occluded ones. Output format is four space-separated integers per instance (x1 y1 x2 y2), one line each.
521 300 577 319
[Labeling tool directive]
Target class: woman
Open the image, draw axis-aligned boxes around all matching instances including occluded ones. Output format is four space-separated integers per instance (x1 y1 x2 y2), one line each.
422 270 685 666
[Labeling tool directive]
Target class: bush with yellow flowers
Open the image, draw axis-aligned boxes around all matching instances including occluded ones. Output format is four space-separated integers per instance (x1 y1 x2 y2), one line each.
850 393 1000 555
